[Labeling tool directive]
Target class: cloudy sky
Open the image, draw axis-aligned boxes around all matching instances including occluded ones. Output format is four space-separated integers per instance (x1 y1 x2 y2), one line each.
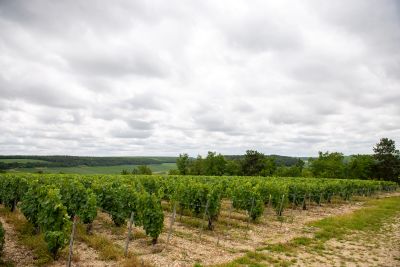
0 0 399 156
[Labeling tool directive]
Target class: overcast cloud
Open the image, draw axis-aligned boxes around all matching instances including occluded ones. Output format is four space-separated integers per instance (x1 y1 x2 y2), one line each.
0 0 399 156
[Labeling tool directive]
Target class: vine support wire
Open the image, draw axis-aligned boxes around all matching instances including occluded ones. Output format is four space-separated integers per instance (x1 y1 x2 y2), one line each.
292 193 296 210
319 193 323 206
268 194 272 214
302 193 307 210
227 201 233 228
278 194 285 217
124 211 135 257
290 192 296 220
166 202 177 249
67 215 78 267
247 197 255 229
215 193 222 246
199 198 210 241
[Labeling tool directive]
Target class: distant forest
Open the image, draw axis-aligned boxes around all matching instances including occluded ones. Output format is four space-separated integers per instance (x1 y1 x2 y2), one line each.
174 138 400 183
0 155 177 169
0 154 299 170
1 138 399 184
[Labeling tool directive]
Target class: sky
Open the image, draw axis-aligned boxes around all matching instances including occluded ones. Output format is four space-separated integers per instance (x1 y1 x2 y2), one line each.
0 0 399 157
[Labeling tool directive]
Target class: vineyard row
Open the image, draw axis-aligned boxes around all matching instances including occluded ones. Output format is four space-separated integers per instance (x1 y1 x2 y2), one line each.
0 173 397 258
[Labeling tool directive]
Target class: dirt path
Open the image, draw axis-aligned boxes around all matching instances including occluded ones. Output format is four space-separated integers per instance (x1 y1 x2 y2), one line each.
0 217 35 267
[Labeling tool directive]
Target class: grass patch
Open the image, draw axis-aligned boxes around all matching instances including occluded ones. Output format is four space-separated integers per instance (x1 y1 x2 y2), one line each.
0 207 53 266
212 252 267 267
96 215 126 236
265 243 294 253
311 196 400 242
76 223 124 261
292 236 313 246
179 216 204 229
0 259 14 267
213 251 294 267
218 218 248 229
174 230 194 240
120 257 152 267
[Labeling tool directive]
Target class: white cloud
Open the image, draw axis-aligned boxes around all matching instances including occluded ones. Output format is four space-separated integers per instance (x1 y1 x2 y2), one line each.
0 0 399 156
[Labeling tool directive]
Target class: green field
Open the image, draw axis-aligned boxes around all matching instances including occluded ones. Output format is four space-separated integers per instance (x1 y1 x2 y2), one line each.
9 163 177 174
0 158 49 163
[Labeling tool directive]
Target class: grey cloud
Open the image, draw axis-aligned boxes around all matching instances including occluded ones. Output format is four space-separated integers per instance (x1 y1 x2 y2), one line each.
68 50 168 78
111 129 153 139
126 119 154 130
124 94 166 111
0 76 84 109
312 0 400 53
0 1 399 156
0 1 164 36
222 12 303 53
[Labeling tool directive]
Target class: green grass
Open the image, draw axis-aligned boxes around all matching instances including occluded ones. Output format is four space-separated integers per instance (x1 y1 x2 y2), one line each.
292 236 313 246
214 251 293 267
311 196 400 241
10 163 177 174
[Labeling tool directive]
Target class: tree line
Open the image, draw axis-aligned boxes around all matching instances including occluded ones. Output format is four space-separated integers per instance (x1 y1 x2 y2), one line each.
174 138 400 183
0 156 177 170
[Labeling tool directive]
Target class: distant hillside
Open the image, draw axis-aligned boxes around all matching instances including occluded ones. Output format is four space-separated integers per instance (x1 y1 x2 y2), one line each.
0 155 177 170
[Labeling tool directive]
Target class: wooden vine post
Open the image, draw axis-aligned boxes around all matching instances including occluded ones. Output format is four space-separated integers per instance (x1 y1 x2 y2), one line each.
166 202 177 249
67 215 78 267
124 211 135 257
199 198 210 241
247 197 255 229
278 194 285 217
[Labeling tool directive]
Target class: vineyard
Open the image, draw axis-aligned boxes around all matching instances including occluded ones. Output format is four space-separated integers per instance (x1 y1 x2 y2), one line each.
0 173 398 266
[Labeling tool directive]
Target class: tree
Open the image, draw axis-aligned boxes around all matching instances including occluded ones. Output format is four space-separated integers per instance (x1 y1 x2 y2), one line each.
260 157 277 176
346 154 374 180
373 138 400 183
309 152 345 178
225 159 242 175
176 153 190 175
203 152 226 176
136 165 152 175
188 155 204 175
241 150 267 176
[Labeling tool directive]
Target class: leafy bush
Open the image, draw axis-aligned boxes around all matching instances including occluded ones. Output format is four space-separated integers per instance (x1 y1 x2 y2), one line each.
232 182 264 221
0 174 28 211
37 187 71 258
138 192 164 244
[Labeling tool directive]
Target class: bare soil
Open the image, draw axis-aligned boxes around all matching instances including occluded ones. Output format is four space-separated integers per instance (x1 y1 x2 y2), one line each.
49 241 117 267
